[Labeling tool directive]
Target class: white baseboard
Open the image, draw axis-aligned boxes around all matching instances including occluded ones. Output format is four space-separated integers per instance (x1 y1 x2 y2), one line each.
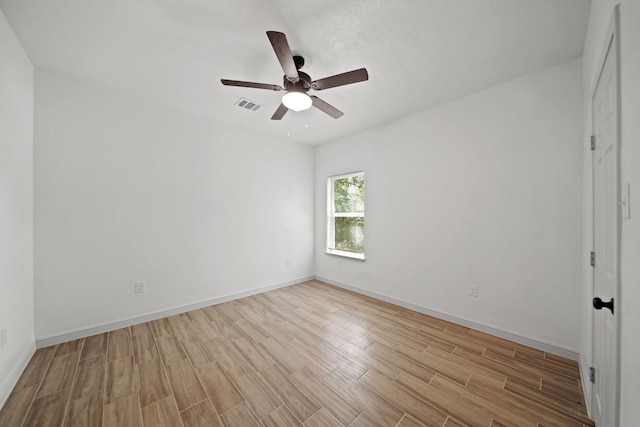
36 275 314 348
34 272 580 360
0 341 36 411
315 275 580 360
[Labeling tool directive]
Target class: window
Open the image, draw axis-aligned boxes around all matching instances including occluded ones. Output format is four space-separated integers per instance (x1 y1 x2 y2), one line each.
327 171 365 260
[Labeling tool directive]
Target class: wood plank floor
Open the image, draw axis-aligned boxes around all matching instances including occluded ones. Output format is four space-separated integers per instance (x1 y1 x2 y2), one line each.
0 280 593 427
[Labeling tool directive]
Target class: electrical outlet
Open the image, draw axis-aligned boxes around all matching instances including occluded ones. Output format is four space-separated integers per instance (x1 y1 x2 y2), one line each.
469 285 478 297
1 328 7 348
286 258 291 266
135 281 145 294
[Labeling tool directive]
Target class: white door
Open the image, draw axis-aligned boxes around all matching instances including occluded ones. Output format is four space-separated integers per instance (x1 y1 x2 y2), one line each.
591 7 620 427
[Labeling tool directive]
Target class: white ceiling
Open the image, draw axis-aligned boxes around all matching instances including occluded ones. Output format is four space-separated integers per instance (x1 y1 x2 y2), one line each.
1 0 590 145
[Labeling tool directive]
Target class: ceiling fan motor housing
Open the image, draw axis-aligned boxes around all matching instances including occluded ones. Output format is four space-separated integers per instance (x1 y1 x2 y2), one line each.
284 71 312 92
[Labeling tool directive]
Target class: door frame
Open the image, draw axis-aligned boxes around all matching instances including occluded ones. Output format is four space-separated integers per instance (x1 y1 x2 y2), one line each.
590 4 621 425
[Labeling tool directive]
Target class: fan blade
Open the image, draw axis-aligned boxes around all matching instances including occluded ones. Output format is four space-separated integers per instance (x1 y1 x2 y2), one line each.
221 79 283 91
311 96 343 119
266 31 299 82
271 103 289 120
311 68 368 91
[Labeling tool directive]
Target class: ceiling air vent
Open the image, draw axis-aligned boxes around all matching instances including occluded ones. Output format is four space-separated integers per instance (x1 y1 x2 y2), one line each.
235 98 262 111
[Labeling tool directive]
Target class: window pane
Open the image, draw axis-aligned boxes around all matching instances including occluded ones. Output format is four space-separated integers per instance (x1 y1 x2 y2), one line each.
334 175 364 213
333 217 364 253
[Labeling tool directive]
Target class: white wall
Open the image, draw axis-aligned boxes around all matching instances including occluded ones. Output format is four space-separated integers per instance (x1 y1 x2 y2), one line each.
34 70 314 341
315 59 583 354
581 2 640 424
0 9 34 407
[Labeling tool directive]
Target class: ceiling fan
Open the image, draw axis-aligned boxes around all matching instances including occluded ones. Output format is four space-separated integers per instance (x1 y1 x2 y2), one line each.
221 31 369 120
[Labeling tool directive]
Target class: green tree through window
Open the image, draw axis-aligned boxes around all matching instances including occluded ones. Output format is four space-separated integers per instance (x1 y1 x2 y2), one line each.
328 172 365 258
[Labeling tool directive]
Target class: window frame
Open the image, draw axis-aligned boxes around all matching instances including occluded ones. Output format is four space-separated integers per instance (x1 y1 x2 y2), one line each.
326 171 366 260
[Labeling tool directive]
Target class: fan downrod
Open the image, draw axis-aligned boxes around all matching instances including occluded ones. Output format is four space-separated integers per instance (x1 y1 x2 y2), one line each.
293 55 305 70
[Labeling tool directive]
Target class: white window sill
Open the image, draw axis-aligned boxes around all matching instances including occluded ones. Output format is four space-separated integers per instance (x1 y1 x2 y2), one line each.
325 249 366 261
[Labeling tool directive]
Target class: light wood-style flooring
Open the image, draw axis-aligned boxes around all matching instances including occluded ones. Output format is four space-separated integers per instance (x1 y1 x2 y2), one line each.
0 280 593 427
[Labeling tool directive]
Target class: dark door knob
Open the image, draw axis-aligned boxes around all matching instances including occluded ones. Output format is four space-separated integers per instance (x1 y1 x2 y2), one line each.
593 297 614 314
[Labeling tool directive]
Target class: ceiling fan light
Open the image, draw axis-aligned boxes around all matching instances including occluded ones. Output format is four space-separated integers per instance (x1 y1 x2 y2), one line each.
282 91 312 111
